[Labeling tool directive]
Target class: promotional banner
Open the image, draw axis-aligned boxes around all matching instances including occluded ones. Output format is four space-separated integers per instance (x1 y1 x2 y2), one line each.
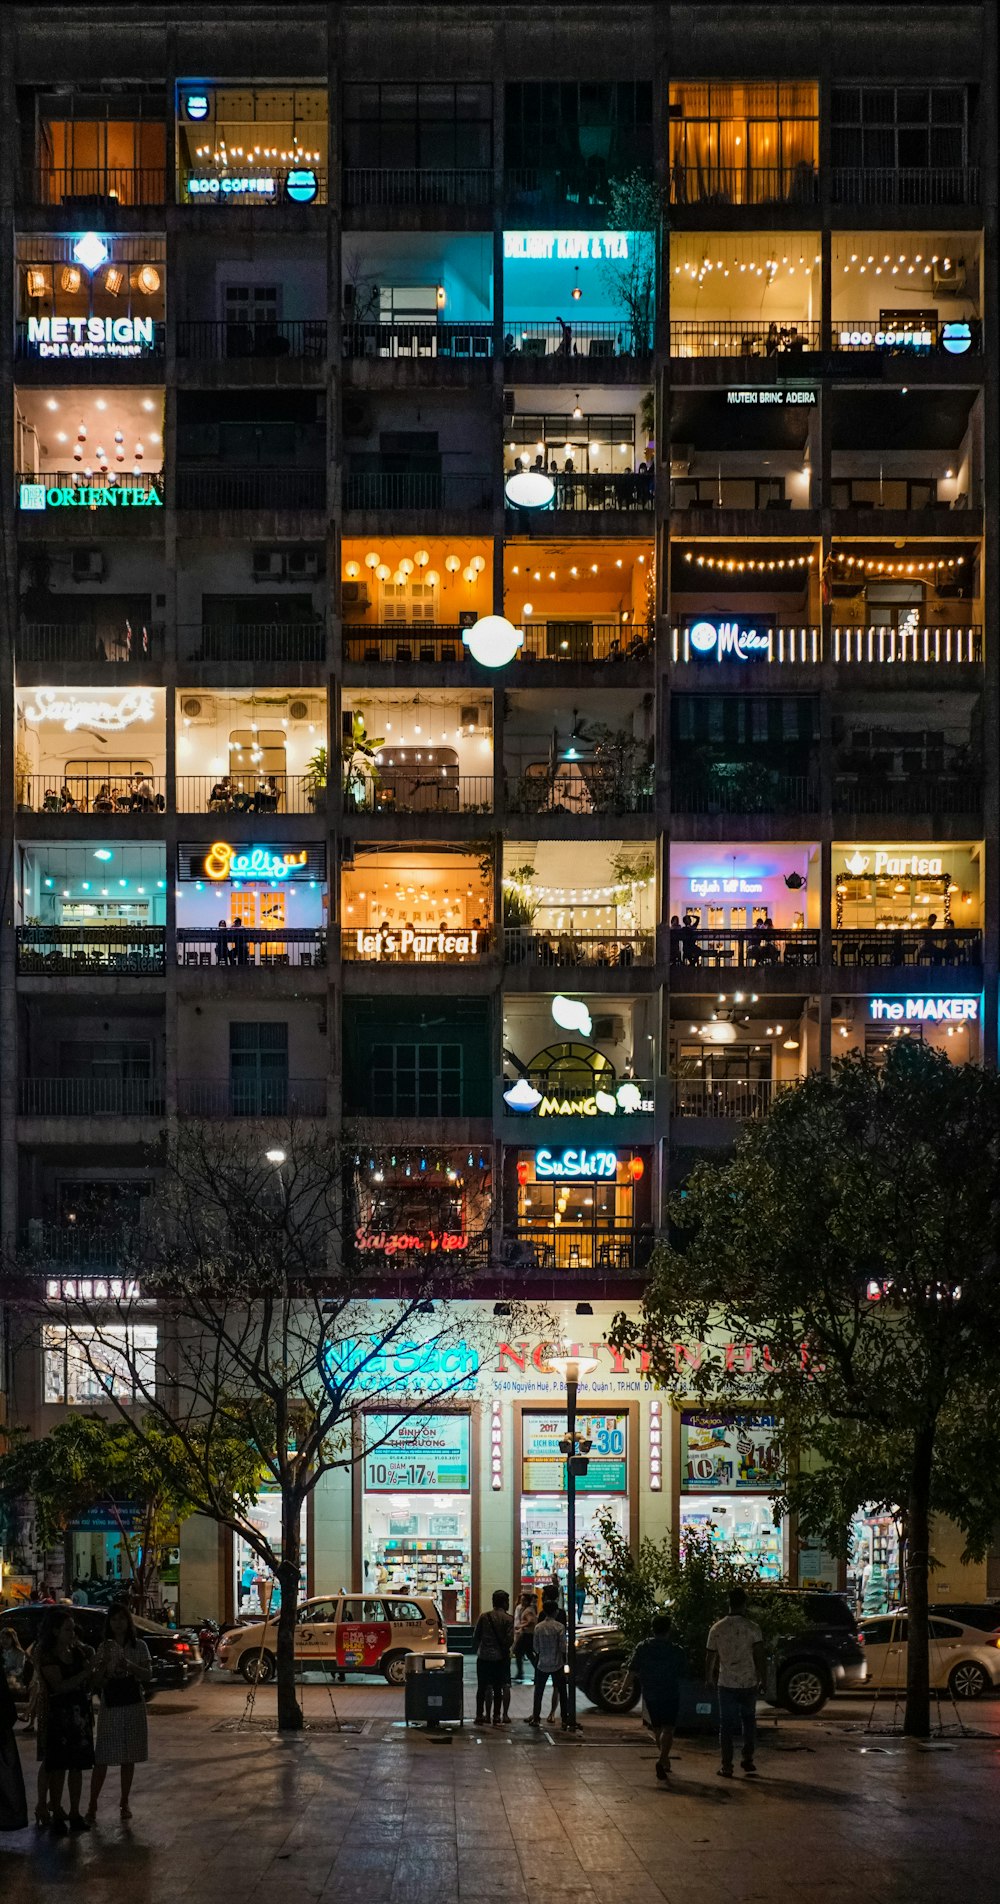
521 1410 628 1493
363 1412 471 1491
680 1411 781 1490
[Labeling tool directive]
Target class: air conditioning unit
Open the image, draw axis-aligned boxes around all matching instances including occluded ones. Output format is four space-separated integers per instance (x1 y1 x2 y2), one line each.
253 550 286 581
289 699 310 721
286 550 320 579
932 259 967 295
72 550 105 582
181 695 215 720
342 581 369 607
592 1015 625 1043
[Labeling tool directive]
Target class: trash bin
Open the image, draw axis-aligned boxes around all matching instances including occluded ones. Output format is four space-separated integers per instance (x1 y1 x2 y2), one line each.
404 1650 465 1727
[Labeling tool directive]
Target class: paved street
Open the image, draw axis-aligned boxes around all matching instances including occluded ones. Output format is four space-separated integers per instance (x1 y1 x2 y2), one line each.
3 1673 999 1904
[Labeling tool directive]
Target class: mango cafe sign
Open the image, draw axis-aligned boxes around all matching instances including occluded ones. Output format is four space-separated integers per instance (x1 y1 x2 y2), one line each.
26 315 157 360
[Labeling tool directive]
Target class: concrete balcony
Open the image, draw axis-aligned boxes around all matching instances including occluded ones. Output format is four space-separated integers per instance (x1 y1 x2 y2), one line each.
17 622 165 676
179 621 326 669
176 927 328 972
503 927 654 975
175 319 327 385
342 167 492 229
503 322 652 385
19 1077 165 1116
176 1078 327 1117
16 925 166 979
344 321 493 386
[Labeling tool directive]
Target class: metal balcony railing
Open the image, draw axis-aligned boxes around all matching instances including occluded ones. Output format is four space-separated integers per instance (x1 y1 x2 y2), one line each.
504 928 654 969
18 623 164 667
670 1078 791 1120
16 925 166 977
176 1078 327 1117
176 319 327 360
15 320 166 362
671 773 819 815
17 470 164 509
668 319 820 358
344 471 492 512
26 1224 136 1270
343 167 492 207
833 776 980 817
19 1078 165 1116
343 320 493 360
33 166 166 206
506 470 654 513
669 165 819 207
521 622 654 665
830 166 980 206
504 764 653 817
503 1226 651 1276
504 320 652 360
343 625 471 664
19 775 167 816
670 929 821 972
341 925 493 964
672 626 821 665
671 477 804 511
830 928 981 969
833 318 982 354
176 467 326 510
502 1074 654 1116
345 775 493 816
831 625 982 665
180 621 326 664
177 928 328 968
175 773 314 815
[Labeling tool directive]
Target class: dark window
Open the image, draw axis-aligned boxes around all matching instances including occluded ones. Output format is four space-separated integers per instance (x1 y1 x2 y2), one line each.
927 1620 964 1639
344 83 492 171
505 80 652 175
229 1021 288 1115
370 1041 463 1117
831 85 968 170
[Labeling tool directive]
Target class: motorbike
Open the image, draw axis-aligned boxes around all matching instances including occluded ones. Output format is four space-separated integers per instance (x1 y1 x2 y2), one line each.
197 1619 220 1669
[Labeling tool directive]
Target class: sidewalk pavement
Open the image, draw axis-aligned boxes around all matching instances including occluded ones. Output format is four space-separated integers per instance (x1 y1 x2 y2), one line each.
3 1680 999 1904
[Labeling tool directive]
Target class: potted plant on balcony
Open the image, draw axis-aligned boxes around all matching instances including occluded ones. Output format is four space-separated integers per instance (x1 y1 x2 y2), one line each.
340 713 384 813
304 744 328 811
503 862 537 965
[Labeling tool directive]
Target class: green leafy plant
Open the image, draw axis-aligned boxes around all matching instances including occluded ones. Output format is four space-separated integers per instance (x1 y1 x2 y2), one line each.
304 744 328 808
503 862 537 928
341 713 385 812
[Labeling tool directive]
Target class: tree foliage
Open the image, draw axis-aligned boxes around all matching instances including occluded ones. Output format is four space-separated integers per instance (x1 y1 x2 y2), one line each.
598 172 665 351
614 1042 1000 1736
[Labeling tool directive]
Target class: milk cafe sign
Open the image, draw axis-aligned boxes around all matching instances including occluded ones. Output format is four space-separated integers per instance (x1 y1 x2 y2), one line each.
355 924 481 960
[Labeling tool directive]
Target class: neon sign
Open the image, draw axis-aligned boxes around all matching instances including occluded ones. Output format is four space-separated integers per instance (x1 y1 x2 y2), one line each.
941 322 972 355
23 688 155 732
73 232 109 271
354 1228 468 1255
844 852 944 878
19 484 162 512
204 842 308 882
355 926 481 959
187 175 276 198
689 876 764 897
869 997 979 1023
323 1337 480 1397
504 231 630 261
505 1082 650 1117
839 326 932 349
26 316 156 359
534 1148 618 1179
726 388 816 406
687 619 771 662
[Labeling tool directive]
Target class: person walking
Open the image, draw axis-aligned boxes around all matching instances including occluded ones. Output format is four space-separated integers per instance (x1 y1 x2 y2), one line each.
527 1602 569 1729
575 1567 590 1624
35 1608 95 1831
472 1589 514 1727
539 1585 566 1721
512 1592 537 1682
706 1587 767 1778
632 1613 687 1784
1 1626 28 1697
87 1602 151 1823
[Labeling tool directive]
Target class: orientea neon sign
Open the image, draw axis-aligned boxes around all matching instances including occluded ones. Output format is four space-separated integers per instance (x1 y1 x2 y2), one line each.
205 842 308 881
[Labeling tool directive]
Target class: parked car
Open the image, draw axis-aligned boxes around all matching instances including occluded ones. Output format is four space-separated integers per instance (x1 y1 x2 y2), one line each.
215 1592 446 1686
929 1602 1000 1635
859 1611 1000 1700
3 1604 203 1701
574 1590 867 1717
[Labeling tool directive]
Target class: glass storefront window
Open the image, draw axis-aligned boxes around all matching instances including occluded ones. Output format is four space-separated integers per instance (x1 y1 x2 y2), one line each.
679 1411 784 1577
679 1496 784 1579
515 1150 639 1272
235 1485 306 1618
520 1496 627 1615
43 1323 156 1404
669 82 818 206
848 1505 903 1614
176 86 328 205
519 1407 629 1618
362 1412 472 1622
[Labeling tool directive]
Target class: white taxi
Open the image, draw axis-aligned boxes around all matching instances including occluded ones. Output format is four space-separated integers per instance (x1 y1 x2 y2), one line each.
216 1592 446 1686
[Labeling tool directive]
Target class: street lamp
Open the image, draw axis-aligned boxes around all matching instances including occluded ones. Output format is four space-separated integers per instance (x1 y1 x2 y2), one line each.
548 1344 599 1730
265 1148 287 1167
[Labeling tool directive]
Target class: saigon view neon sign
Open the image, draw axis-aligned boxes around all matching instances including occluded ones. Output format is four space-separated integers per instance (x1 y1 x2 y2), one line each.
204 842 308 882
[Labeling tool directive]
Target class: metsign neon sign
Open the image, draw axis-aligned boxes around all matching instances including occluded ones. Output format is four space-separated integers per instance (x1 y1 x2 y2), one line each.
204 842 308 881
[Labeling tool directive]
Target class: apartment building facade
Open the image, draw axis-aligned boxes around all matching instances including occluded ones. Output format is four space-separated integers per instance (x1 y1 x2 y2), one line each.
0 3 996 1617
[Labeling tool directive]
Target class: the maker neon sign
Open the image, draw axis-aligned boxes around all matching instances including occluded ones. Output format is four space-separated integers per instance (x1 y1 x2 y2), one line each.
204 842 308 881
869 997 979 1023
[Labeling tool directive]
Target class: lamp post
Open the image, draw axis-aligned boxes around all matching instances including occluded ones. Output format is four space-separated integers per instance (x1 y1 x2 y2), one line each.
549 1346 598 1731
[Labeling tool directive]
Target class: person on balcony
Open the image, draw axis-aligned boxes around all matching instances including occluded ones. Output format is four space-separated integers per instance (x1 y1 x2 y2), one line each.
93 783 114 815
209 776 232 811
59 783 78 812
255 774 280 812
215 920 233 966
920 912 941 964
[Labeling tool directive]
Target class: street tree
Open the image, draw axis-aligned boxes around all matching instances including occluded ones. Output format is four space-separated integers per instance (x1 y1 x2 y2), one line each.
8 1122 536 1730
0 1413 260 1611
598 172 665 353
614 1041 1000 1737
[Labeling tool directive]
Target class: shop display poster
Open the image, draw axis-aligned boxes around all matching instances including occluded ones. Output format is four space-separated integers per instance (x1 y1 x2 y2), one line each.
364 1411 471 1490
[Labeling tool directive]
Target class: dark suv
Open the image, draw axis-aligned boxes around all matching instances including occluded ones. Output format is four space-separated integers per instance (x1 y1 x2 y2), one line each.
574 1590 866 1717
2 1605 203 1701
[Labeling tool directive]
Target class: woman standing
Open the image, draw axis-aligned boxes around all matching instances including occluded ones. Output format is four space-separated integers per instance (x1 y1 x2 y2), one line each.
87 1603 151 1823
35 1609 95 1832
0 1667 28 1833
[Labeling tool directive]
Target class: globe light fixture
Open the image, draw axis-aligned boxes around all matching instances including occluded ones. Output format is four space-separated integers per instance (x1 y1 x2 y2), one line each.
462 615 524 668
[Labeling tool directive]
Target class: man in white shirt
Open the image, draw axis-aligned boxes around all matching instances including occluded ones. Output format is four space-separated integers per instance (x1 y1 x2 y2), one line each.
706 1587 767 1778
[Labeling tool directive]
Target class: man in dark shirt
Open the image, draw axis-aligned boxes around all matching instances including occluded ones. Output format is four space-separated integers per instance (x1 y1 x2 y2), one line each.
632 1613 688 1784
473 1589 514 1726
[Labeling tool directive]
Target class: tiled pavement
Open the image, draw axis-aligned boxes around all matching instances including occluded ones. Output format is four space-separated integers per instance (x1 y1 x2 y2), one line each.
2 1678 999 1904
